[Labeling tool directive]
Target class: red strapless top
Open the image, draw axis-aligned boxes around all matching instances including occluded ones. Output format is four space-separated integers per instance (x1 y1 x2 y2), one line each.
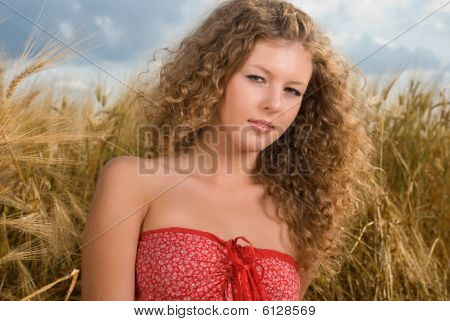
134 226 301 301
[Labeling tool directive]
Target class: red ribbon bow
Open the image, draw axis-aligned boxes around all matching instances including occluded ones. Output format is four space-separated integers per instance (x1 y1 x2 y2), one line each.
225 236 267 301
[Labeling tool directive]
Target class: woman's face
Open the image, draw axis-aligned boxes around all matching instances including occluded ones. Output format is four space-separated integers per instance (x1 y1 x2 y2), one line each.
215 38 313 153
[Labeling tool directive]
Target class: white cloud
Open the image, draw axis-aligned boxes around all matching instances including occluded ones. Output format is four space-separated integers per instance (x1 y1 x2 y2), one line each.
2 0 447 86
59 20 74 39
152 0 219 49
343 0 409 22
373 36 395 48
329 31 349 48
94 15 122 44
433 20 445 32
0 15 10 24
290 0 343 18
69 1 81 13
292 0 410 22
425 0 450 14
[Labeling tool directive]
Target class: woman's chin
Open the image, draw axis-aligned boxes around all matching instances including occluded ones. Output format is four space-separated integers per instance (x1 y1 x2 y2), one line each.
240 139 274 153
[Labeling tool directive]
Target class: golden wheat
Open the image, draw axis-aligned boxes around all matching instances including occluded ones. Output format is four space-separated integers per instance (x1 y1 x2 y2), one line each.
0 31 448 301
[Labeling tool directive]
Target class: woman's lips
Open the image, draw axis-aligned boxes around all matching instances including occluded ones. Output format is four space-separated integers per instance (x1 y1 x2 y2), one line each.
248 120 274 133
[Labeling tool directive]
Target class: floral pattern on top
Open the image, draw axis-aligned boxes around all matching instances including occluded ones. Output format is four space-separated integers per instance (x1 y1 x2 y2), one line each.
135 226 301 301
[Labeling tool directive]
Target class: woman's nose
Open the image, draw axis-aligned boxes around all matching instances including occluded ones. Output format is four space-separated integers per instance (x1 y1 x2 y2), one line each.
263 85 283 112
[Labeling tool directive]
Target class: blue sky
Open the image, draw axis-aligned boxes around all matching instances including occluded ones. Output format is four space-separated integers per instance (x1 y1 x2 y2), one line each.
0 0 448 95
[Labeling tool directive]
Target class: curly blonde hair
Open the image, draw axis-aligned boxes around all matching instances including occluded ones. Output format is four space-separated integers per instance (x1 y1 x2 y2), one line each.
136 0 377 293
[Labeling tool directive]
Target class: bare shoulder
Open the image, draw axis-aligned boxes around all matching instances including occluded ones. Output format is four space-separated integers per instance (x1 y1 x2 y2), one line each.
102 155 164 187
102 155 147 179
87 155 165 230
81 155 155 300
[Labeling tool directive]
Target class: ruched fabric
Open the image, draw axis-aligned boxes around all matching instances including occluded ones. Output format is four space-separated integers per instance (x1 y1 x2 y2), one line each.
135 226 300 301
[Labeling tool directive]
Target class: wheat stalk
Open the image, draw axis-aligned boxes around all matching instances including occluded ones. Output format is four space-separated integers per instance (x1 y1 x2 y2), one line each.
20 269 79 301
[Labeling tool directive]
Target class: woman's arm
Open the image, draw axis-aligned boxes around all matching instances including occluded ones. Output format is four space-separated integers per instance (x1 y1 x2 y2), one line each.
299 269 316 300
81 156 149 300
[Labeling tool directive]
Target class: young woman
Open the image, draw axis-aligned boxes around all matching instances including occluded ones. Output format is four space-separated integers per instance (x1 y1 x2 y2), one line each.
81 0 375 301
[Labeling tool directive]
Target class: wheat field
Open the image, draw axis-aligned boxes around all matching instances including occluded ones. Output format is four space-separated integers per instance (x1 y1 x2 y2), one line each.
0 34 448 301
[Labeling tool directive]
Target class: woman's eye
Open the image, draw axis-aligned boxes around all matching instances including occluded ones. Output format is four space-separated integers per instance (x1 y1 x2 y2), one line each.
247 75 264 82
286 88 301 96
247 75 301 97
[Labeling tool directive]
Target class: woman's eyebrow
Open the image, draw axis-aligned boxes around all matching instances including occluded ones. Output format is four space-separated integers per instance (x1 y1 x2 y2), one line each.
247 64 306 86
